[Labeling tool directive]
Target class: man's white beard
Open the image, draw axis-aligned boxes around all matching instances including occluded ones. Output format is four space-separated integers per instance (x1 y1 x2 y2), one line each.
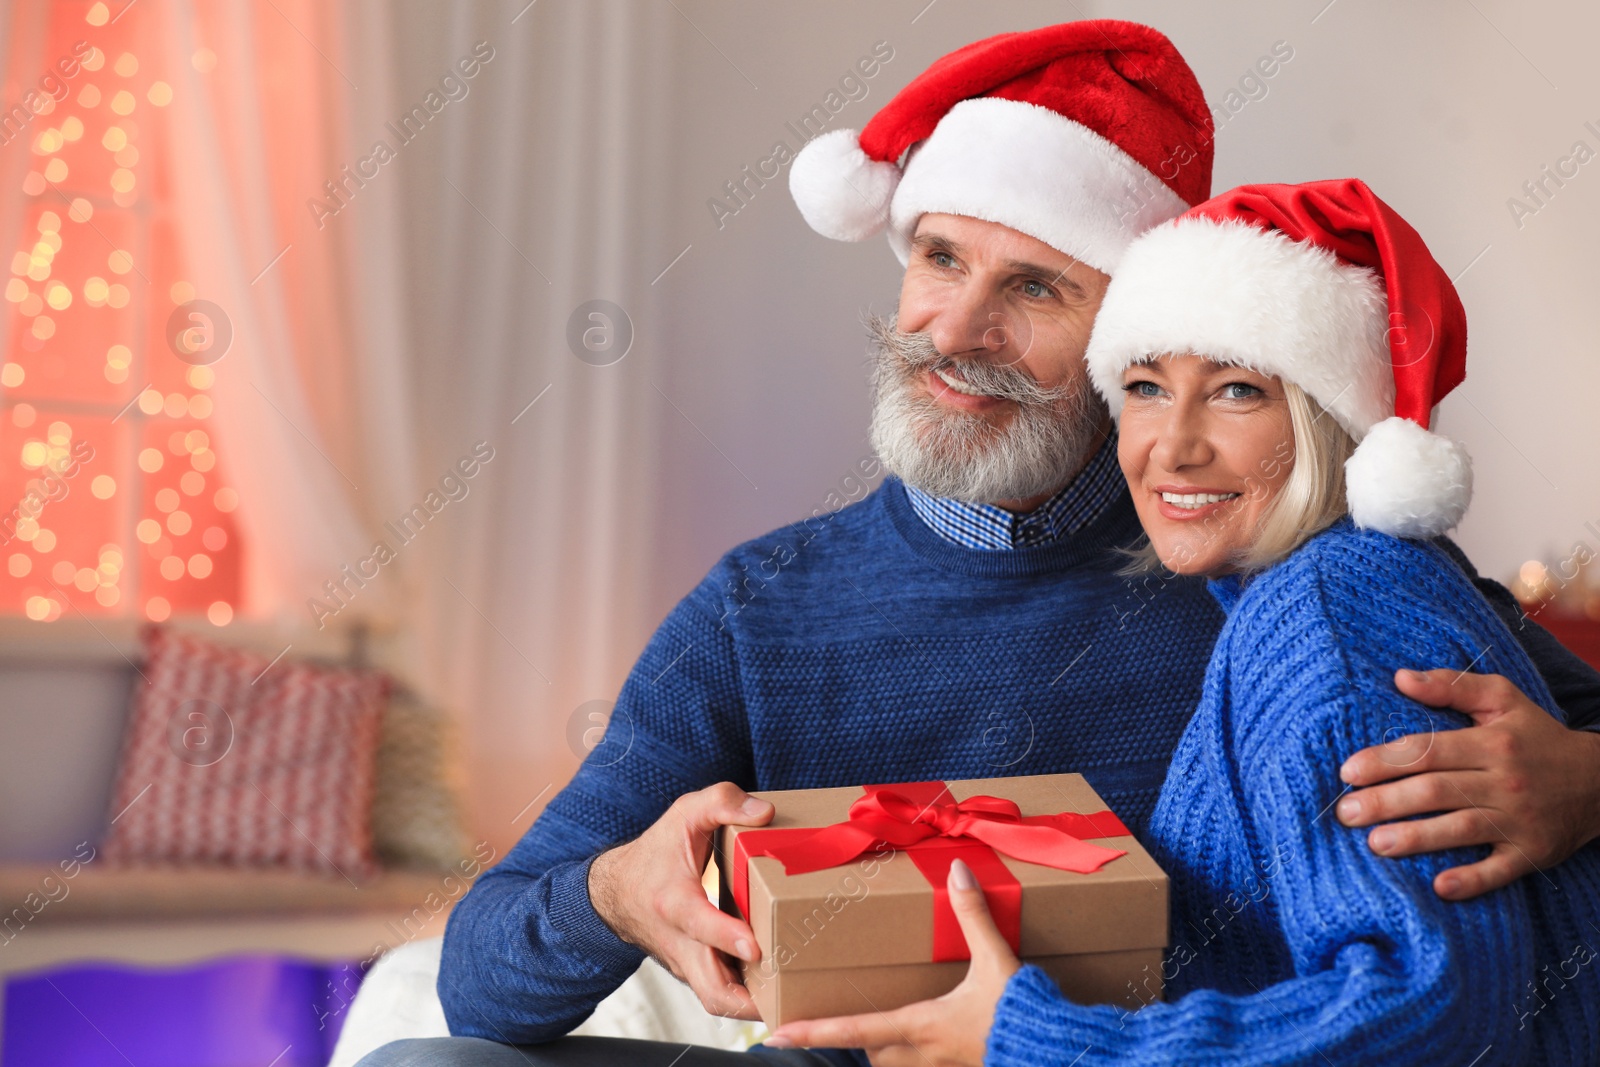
867 314 1107 504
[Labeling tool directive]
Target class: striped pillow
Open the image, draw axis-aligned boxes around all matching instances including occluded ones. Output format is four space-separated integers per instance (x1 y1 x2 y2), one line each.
102 627 388 880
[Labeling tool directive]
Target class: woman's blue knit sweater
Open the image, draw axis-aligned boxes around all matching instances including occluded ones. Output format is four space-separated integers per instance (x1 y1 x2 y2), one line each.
988 518 1600 1065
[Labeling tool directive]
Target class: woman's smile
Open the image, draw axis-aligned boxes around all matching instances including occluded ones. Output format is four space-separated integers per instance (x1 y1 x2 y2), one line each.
1155 486 1243 519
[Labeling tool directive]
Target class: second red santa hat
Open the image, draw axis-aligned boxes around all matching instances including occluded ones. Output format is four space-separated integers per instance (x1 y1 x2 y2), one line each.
1085 178 1473 539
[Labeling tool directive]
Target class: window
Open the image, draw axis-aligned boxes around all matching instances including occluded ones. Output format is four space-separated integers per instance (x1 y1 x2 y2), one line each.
0 0 240 625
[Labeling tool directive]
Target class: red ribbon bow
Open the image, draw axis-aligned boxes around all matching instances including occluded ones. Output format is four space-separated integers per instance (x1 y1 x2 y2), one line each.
729 781 1129 961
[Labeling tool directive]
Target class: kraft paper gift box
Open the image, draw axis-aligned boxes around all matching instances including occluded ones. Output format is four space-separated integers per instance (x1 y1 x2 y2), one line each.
716 773 1168 1026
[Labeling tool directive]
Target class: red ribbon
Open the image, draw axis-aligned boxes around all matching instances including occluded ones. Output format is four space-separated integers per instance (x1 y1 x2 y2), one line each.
728 781 1128 961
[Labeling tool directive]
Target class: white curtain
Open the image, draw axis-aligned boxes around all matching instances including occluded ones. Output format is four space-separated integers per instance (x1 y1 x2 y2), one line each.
157 0 417 623
384 0 677 846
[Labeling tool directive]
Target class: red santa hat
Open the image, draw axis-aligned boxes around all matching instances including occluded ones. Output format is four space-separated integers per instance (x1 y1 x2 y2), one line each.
1085 178 1473 539
788 20 1214 274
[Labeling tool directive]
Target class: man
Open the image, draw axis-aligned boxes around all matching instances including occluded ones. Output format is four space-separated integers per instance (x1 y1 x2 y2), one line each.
364 20 1600 1067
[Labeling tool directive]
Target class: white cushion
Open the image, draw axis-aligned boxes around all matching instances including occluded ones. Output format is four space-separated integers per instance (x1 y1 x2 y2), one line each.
327 938 764 1066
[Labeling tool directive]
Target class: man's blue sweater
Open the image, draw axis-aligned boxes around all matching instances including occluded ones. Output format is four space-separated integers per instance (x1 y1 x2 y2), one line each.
439 481 1600 1048
988 520 1600 1065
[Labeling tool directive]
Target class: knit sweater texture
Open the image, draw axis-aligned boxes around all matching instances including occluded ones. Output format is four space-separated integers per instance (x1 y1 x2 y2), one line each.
987 519 1600 1066
439 482 1600 1056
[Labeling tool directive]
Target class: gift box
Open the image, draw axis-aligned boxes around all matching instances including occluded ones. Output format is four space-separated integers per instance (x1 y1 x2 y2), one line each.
716 774 1167 1025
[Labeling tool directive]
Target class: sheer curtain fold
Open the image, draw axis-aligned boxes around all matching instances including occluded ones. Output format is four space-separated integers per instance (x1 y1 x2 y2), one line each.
156 0 415 623
393 0 676 846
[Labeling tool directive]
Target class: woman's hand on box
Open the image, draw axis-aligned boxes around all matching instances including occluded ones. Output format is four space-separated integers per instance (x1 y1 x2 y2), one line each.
765 859 1020 1067
588 781 774 1019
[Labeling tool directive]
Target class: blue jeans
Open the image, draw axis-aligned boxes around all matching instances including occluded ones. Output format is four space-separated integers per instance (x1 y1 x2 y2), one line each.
355 1036 847 1067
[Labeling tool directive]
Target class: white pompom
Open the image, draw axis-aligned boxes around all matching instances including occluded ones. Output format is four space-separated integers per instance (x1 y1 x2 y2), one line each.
788 128 899 242
1345 416 1473 538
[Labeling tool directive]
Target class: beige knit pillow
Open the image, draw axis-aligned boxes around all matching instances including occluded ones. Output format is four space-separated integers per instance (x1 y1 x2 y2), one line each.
369 688 472 871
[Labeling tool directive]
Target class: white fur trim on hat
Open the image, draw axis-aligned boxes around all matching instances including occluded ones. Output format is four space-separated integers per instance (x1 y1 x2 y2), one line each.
884 97 1188 273
1084 216 1394 442
1345 415 1473 538
789 128 902 242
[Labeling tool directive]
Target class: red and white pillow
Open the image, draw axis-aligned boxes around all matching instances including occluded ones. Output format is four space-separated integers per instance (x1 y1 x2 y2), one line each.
102 627 390 879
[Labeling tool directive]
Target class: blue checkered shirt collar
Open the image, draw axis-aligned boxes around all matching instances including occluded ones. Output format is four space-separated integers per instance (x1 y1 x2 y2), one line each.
902 432 1123 551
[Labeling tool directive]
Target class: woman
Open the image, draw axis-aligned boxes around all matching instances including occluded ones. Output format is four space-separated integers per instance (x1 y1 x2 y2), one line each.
768 180 1600 1064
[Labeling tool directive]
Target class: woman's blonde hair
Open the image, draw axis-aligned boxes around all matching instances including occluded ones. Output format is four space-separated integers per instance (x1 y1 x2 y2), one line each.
1120 378 1357 576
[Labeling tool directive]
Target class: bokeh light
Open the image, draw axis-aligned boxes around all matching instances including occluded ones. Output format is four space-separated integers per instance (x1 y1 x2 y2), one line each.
1 4 241 622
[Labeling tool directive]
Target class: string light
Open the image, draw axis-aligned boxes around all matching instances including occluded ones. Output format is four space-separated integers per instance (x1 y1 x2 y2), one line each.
4 7 238 621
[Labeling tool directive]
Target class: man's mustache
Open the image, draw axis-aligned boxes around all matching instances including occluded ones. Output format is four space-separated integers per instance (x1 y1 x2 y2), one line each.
867 315 1069 407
